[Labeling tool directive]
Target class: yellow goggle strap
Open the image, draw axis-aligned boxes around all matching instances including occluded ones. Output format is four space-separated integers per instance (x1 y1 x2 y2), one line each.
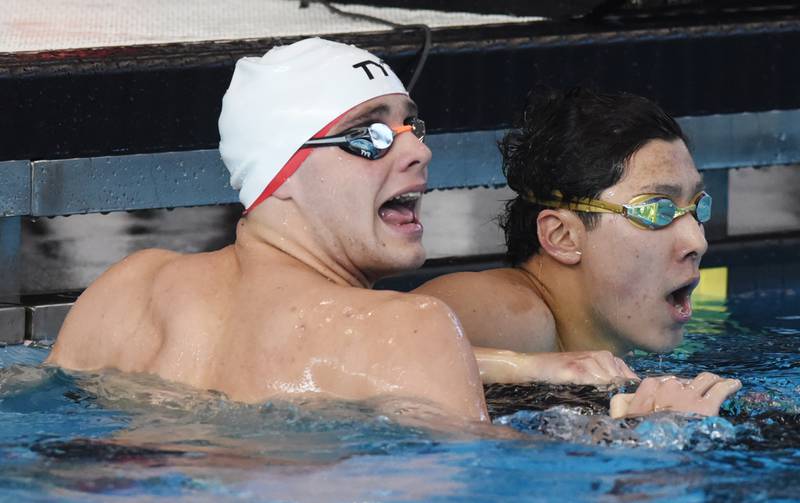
522 190 704 230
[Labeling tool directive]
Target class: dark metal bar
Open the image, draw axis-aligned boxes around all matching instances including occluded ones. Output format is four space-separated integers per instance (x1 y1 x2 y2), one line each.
30 150 237 216
19 109 800 216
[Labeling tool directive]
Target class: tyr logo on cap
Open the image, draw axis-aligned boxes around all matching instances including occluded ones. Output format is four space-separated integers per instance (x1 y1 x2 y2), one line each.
352 60 389 80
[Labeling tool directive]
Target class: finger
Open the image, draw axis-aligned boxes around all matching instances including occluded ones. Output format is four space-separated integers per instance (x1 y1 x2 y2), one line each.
653 375 683 390
614 357 640 381
699 378 742 415
688 372 723 397
621 377 660 417
635 376 661 395
609 393 635 419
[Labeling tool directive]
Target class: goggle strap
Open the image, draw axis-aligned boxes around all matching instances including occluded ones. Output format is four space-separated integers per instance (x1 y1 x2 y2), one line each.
301 136 350 147
392 125 413 135
571 199 625 215
523 190 625 216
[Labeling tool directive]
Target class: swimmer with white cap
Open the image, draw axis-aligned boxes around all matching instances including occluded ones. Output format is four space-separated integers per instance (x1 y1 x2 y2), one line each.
49 38 491 422
47 38 735 423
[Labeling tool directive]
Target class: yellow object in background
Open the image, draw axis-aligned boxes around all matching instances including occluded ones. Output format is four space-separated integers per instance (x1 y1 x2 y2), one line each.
695 267 728 300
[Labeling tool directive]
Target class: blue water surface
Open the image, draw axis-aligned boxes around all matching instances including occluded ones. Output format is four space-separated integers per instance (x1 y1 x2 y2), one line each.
0 290 798 502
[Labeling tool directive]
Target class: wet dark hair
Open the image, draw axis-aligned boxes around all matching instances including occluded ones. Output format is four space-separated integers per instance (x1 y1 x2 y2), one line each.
499 87 688 266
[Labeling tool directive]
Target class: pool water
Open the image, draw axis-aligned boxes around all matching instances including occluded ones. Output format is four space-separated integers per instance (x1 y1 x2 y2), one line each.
0 292 798 501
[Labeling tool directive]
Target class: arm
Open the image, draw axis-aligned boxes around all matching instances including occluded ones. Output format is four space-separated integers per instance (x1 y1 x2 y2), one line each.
609 372 741 418
474 347 639 385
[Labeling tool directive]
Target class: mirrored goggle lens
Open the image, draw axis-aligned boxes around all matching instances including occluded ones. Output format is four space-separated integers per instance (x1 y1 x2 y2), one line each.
342 123 393 160
368 123 394 150
627 198 677 229
406 118 426 141
695 192 712 223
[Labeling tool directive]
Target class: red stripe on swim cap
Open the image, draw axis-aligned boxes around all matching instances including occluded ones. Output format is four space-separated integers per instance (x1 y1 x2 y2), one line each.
243 111 347 214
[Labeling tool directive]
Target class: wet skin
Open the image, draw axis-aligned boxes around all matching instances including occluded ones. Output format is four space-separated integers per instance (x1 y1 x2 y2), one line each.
49 107 736 422
417 139 708 356
559 138 708 354
47 94 489 423
416 138 741 415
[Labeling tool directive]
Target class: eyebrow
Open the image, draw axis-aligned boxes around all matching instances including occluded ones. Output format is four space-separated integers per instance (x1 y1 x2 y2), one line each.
334 100 419 132
639 180 705 199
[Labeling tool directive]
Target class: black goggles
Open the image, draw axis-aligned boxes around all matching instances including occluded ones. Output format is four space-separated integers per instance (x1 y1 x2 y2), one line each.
300 118 425 160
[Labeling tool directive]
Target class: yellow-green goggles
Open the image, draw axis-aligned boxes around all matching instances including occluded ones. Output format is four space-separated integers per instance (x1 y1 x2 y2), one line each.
524 190 712 230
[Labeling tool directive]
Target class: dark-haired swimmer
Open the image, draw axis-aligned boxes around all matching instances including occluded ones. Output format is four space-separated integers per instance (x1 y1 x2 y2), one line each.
47 43 731 423
416 88 740 418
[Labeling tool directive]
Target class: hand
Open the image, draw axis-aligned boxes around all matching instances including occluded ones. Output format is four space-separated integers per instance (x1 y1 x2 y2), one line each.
523 350 640 386
609 372 742 419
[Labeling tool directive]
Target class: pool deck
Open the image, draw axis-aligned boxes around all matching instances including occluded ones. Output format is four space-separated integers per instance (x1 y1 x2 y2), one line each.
1 0 540 53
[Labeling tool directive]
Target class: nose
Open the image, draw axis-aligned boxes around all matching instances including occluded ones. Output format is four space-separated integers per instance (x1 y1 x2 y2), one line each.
674 212 708 264
392 129 432 174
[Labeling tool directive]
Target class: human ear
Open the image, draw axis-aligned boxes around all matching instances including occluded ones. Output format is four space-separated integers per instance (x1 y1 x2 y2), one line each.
536 209 584 265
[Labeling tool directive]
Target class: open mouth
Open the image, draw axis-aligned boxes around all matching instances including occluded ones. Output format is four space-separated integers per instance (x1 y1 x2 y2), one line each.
665 279 699 322
378 191 423 234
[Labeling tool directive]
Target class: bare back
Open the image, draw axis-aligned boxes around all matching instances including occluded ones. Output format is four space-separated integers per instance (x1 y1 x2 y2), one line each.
48 241 488 421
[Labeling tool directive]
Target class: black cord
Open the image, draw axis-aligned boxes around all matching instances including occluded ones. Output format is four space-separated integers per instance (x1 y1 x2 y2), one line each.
309 0 432 93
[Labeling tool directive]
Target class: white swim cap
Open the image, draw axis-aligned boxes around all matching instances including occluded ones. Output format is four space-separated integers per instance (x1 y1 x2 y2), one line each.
219 37 408 212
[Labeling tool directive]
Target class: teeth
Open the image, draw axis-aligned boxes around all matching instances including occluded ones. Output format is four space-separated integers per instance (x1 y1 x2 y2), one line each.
389 192 421 204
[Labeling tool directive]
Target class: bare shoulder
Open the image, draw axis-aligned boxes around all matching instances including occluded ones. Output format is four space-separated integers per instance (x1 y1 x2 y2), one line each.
356 290 487 419
364 291 481 388
367 290 465 341
47 248 182 369
416 269 545 311
68 248 182 315
413 269 556 352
